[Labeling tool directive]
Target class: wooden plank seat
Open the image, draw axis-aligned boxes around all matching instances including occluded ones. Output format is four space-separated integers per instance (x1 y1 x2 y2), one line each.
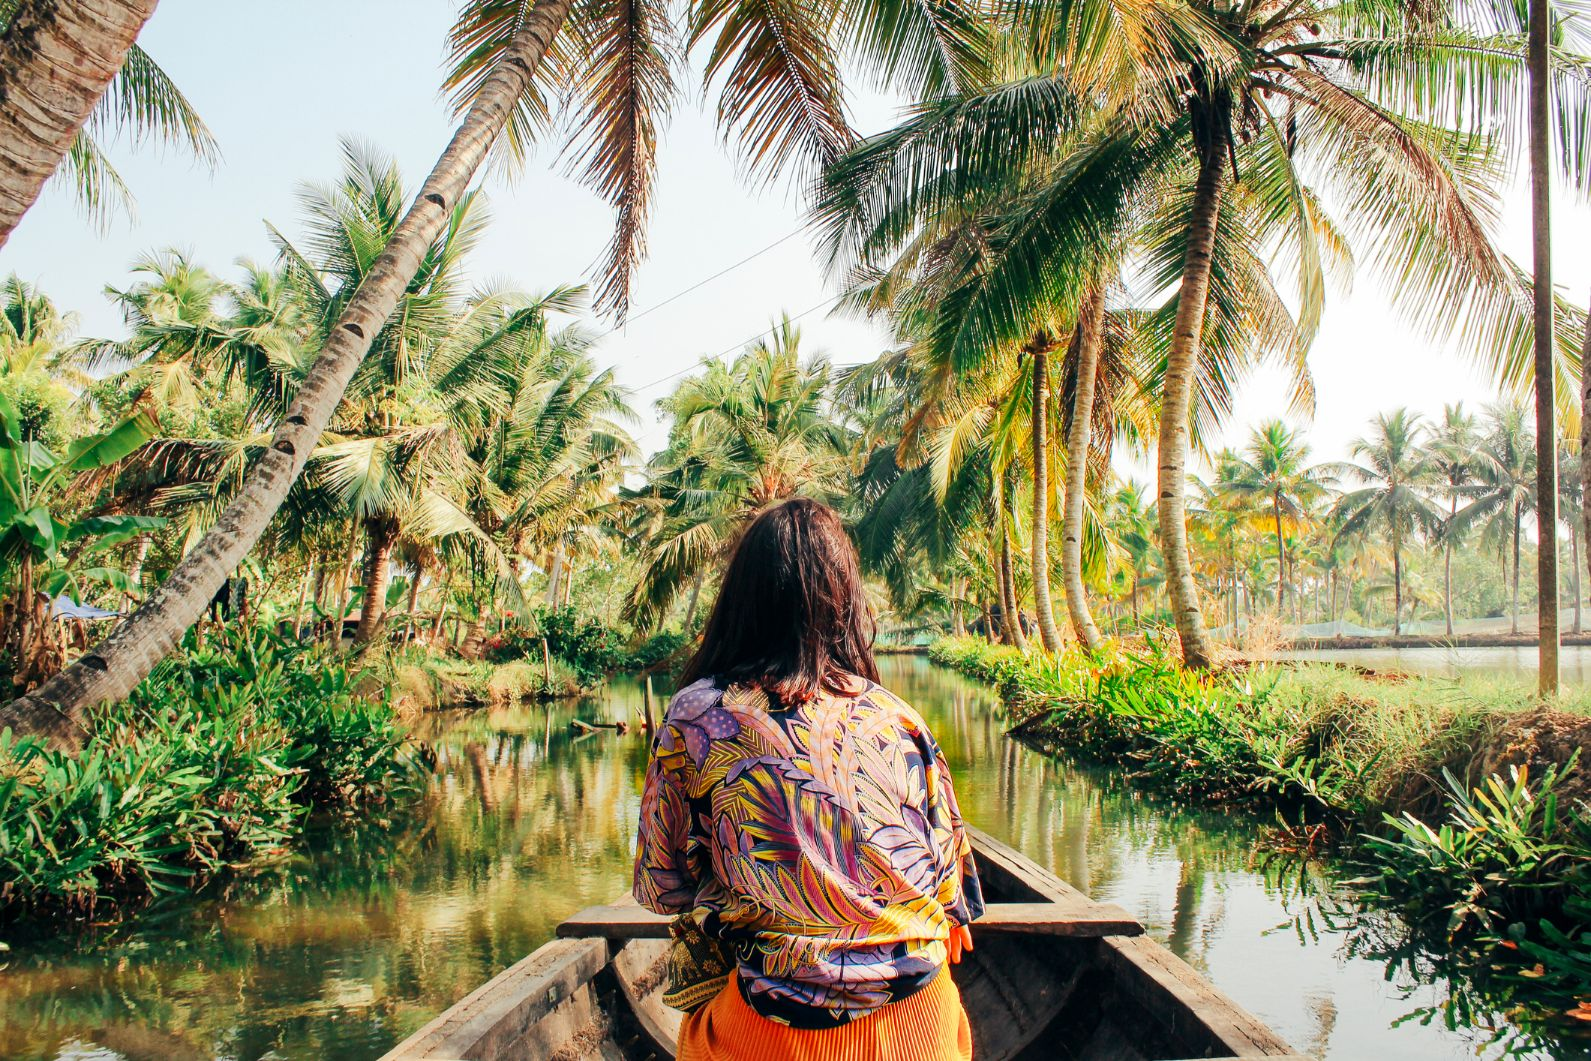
556 899 1144 941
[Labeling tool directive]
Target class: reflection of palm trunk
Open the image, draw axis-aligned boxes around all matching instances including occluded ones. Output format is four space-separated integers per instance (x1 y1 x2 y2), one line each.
466 743 496 812
1166 857 1200 958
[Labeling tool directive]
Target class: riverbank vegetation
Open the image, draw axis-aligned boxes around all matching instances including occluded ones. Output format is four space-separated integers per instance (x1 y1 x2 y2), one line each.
930 636 1591 1044
0 626 415 924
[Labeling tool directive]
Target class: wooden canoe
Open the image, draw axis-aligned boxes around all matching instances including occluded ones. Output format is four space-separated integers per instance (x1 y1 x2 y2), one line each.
380 827 1305 1061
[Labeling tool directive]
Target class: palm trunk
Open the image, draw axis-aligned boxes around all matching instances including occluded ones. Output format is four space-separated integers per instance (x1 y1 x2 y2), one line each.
354 518 399 644
951 574 966 637
1581 289 1591 642
1229 539 1239 639
1573 515 1582 634
0 0 160 249
1444 497 1456 637
1272 495 1286 613
1529 0 1559 693
1029 337 1064 653
545 541 564 607
1157 100 1228 670
404 568 422 645
124 533 151 609
1392 531 1403 636
998 518 1028 652
1061 292 1105 651
2 0 577 744
1512 502 1523 635
293 561 314 640
683 573 703 629
329 537 358 647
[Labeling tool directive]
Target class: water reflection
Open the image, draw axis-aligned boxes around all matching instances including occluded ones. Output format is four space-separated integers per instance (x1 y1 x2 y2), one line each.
0 660 1557 1060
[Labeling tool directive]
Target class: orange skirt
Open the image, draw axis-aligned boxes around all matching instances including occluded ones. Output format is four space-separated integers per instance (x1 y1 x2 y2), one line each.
677 972 973 1061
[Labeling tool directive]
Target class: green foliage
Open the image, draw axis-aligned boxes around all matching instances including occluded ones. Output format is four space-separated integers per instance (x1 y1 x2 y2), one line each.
483 608 688 686
934 636 1591 1031
1366 756 1591 940
0 626 416 921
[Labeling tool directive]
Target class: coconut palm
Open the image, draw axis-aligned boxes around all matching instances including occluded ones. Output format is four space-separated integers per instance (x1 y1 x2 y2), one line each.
1453 404 1540 635
1425 403 1480 636
1102 479 1158 629
1331 410 1444 635
0 0 221 245
817 0 1591 669
10 0 1003 739
1218 422 1335 616
629 320 849 626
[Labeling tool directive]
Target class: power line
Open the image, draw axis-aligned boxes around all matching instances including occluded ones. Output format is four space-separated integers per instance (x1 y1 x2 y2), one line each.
627 293 846 396
601 228 807 336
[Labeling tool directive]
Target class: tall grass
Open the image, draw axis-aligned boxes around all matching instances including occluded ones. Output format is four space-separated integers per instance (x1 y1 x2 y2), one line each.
0 626 418 922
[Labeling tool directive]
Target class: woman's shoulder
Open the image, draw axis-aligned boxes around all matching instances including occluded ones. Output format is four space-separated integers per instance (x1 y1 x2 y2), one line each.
853 680 930 730
664 678 724 723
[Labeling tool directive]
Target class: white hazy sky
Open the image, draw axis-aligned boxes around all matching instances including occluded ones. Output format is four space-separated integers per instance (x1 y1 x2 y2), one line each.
2 0 1588 470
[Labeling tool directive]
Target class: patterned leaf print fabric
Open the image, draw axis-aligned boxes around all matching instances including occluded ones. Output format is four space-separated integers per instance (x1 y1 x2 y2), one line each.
633 678 984 1029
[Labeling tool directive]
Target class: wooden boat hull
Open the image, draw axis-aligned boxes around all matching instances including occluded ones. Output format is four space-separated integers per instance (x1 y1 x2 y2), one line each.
382 829 1303 1061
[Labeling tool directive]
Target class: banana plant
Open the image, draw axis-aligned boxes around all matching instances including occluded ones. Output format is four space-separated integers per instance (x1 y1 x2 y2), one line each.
0 394 165 688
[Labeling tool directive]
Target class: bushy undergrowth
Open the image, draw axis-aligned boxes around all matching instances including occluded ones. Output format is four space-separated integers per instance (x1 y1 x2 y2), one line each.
931 636 1591 1033
482 607 689 689
0 626 417 922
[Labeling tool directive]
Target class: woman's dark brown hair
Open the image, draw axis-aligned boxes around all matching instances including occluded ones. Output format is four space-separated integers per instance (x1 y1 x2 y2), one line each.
678 497 878 703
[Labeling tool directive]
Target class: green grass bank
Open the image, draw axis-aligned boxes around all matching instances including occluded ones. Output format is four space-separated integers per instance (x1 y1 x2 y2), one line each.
929 636 1591 1037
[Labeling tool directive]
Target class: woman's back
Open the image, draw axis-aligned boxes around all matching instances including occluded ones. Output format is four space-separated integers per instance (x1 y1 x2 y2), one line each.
634 675 982 1028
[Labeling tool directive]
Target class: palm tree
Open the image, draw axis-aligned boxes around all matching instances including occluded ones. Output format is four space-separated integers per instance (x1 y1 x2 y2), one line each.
1060 287 1107 651
1528 0 1559 692
818 1 1591 668
5 0 583 740
1104 480 1156 630
1219 422 1334 616
630 321 849 625
0 0 158 244
1453 405 1539 636
9 0 1002 737
1331 410 1443 636
1425 404 1480 636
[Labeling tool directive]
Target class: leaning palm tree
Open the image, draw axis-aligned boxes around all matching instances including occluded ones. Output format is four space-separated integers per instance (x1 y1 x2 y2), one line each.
1331 410 1444 636
1425 403 1480 636
1219 421 1335 615
7 0 992 738
818 0 1591 668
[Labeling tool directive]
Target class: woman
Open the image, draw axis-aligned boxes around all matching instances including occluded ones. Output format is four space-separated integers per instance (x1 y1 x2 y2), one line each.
634 497 983 1061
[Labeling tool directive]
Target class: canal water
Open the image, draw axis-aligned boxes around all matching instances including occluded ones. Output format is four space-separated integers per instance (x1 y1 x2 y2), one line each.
0 656 1561 1060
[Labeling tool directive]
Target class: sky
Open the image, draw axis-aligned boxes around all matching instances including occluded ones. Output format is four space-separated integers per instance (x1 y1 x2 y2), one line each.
1 0 1588 470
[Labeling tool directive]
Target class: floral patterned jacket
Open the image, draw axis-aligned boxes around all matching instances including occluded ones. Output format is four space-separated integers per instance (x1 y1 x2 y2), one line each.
632 677 983 1028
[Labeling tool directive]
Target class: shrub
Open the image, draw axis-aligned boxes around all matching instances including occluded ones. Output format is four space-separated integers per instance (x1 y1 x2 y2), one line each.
0 625 417 921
